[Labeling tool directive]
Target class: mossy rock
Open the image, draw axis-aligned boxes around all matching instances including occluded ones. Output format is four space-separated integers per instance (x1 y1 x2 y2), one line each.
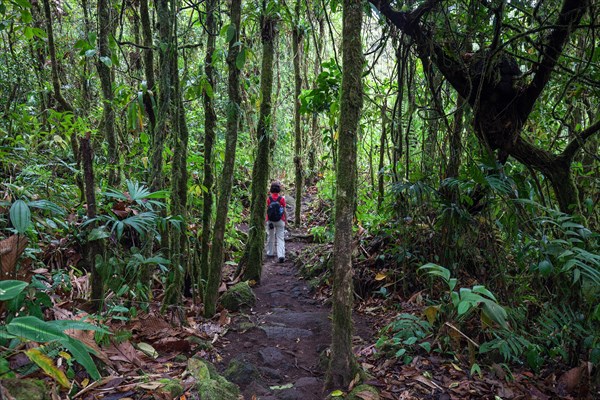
223 356 260 385
187 358 239 400
347 384 380 400
156 378 184 398
0 378 50 400
219 281 256 312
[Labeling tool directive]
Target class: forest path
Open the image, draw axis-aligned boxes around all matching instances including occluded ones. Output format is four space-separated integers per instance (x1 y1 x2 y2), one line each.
215 192 374 399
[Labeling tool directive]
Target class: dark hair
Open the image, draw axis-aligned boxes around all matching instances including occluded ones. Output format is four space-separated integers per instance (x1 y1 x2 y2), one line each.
270 181 281 193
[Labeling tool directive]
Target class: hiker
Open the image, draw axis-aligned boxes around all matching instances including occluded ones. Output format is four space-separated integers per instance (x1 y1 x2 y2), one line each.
266 181 286 263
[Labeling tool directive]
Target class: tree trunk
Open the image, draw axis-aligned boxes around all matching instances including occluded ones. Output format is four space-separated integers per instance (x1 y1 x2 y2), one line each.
199 0 219 299
377 100 387 209
241 14 277 283
96 0 119 186
293 0 303 225
204 0 242 317
326 0 363 389
159 0 189 308
150 0 173 194
140 0 156 131
80 134 104 312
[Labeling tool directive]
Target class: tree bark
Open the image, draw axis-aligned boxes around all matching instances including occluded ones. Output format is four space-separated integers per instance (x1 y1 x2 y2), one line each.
241 14 277 283
80 134 104 312
204 0 242 317
326 0 363 389
96 0 119 186
293 0 303 225
199 0 219 299
140 0 156 130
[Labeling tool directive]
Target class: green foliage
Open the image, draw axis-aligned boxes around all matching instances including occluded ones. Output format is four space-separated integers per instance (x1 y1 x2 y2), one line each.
0 281 106 381
376 313 433 364
419 263 508 329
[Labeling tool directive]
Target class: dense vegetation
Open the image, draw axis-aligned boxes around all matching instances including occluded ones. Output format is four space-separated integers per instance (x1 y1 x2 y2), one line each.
0 0 598 397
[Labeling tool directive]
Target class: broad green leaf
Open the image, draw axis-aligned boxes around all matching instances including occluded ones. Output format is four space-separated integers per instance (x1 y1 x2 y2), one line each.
457 300 471 316
61 337 100 380
472 285 496 300
48 320 109 334
7 316 67 342
0 280 28 301
10 200 31 234
100 56 112 67
226 24 236 42
481 300 508 329
25 348 70 388
28 200 65 215
235 48 246 69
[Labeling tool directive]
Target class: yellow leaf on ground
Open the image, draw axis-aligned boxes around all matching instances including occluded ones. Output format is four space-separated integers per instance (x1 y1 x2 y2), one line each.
375 272 387 281
25 348 70 388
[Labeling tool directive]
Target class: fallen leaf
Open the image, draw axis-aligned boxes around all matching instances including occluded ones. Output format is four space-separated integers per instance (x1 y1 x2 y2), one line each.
136 342 159 359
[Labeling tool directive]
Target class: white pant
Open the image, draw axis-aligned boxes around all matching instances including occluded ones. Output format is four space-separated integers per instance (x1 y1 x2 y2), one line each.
266 220 285 259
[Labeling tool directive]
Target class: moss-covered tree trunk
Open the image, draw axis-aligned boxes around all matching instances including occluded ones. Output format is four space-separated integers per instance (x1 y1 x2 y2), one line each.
150 0 173 194
198 0 219 299
140 0 156 135
377 99 387 209
326 0 363 390
96 0 119 186
240 14 277 283
204 0 242 317
292 0 303 225
158 0 189 308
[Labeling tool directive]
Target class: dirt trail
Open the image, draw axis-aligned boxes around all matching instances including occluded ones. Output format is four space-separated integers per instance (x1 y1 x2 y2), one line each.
216 194 374 399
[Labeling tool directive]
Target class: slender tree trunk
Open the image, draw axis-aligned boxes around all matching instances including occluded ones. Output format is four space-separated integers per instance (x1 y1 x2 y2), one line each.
293 0 303 225
42 0 84 202
150 0 173 194
163 0 190 308
96 0 119 186
199 0 219 298
377 100 387 209
204 0 242 317
140 0 156 131
80 133 104 312
326 0 363 389
306 16 324 185
241 14 277 283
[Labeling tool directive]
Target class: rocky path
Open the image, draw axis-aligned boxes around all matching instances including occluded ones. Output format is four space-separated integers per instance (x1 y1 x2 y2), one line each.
216 194 374 399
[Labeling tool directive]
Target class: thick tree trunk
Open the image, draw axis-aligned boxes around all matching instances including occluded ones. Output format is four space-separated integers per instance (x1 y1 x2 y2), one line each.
204 0 242 317
240 15 277 283
96 0 119 186
326 0 363 389
199 0 219 299
293 0 303 225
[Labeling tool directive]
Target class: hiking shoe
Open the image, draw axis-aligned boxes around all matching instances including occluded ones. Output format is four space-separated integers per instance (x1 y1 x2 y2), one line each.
278 257 285 263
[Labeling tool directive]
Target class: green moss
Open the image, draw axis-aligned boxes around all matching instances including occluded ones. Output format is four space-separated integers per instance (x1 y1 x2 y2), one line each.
157 378 184 398
0 378 50 400
219 281 256 312
187 358 239 400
